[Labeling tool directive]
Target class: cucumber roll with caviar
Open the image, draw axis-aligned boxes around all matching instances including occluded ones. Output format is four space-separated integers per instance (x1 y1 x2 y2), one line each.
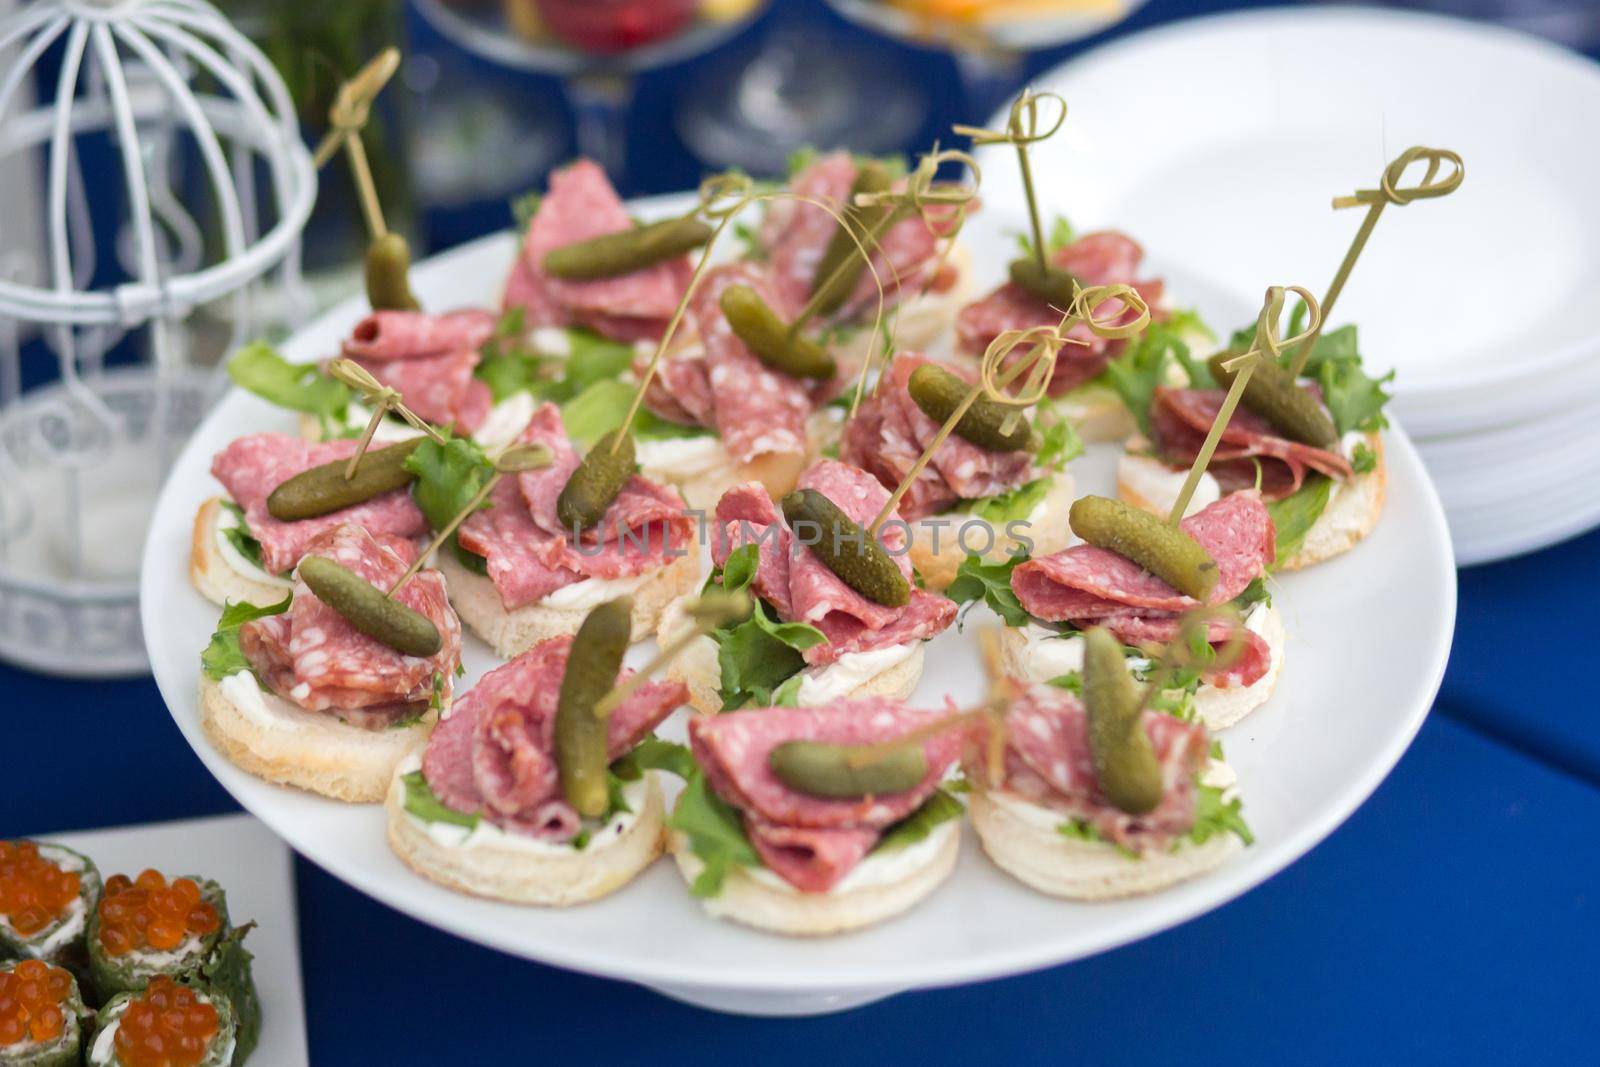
88 975 239 1067
0 959 89 1067
88 870 260 1063
0 841 102 986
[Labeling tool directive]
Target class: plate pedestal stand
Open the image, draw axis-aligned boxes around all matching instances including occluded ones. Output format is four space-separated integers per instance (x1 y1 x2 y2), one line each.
648 984 907 1016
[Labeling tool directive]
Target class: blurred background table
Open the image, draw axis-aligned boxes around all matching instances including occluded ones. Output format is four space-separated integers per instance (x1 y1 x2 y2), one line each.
4 0 1598 1059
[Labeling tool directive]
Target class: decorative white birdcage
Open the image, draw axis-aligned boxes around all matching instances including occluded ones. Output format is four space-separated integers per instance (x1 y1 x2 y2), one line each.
0 0 316 676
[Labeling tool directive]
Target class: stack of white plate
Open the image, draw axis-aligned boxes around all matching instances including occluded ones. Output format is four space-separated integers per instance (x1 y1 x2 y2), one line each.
979 6 1600 565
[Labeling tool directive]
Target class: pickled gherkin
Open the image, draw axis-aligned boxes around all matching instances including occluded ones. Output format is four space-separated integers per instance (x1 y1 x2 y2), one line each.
781 489 909 608
365 233 421 311
1081 628 1163 815
297 556 442 658
810 160 897 317
907 363 1037 453
1208 352 1337 447
555 598 634 818
1008 257 1078 311
1069 495 1218 602
557 430 637 533
266 439 423 521
720 285 837 380
543 216 713 280
769 739 927 798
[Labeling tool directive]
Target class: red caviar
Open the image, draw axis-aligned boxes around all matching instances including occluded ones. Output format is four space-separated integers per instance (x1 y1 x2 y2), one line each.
97 870 219 957
112 975 219 1067
0 959 73 1047
0 841 81 938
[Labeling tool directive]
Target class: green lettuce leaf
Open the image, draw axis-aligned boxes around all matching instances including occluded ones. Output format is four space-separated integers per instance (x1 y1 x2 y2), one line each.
1100 311 1211 437
541 330 638 403
667 770 761 897
1314 343 1393 437
1188 781 1253 847
1265 476 1333 562
708 545 827 709
404 436 496 532
1233 307 1392 437
560 378 713 449
201 595 292 681
218 502 266 572
1034 416 1083 470
476 324 638 406
1056 818 1137 858
1351 441 1377 475
1231 576 1272 613
874 790 963 853
946 552 1031 628
474 308 545 403
771 673 805 707
227 342 349 419
1015 214 1074 261
400 771 479 830
612 737 695 782
511 191 541 233
970 479 1051 526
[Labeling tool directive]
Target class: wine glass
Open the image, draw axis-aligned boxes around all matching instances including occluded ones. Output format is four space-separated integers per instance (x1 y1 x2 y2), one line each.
824 0 1150 122
411 0 770 179
674 1 929 176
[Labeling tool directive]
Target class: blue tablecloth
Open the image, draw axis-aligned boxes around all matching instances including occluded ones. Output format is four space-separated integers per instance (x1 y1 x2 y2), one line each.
6 0 1599 1061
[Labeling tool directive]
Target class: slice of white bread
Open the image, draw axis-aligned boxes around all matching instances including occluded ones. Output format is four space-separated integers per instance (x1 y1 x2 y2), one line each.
656 595 925 714
1277 433 1387 571
907 467 1075 592
639 405 847 514
1117 432 1386 572
668 820 958 936
387 757 666 906
190 498 295 609
970 777 1242 901
998 604 1285 732
438 548 698 659
1047 383 1138 444
198 673 433 803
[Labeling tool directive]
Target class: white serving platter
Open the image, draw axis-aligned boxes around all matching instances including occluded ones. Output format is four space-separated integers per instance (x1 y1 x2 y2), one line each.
28 814 308 1066
140 202 1455 1016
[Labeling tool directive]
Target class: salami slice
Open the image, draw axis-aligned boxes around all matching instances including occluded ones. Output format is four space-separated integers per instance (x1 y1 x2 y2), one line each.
421 636 685 840
690 700 961 830
764 152 966 324
955 231 1165 393
341 309 497 362
711 461 956 666
1100 614 1273 688
690 699 960 892
505 159 690 342
840 353 1034 518
351 350 492 433
691 263 814 464
239 523 461 725
1012 490 1274 620
211 433 430 575
456 404 694 610
711 483 796 619
746 823 879 894
639 340 716 428
979 682 1208 852
1150 386 1353 500
763 151 857 313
